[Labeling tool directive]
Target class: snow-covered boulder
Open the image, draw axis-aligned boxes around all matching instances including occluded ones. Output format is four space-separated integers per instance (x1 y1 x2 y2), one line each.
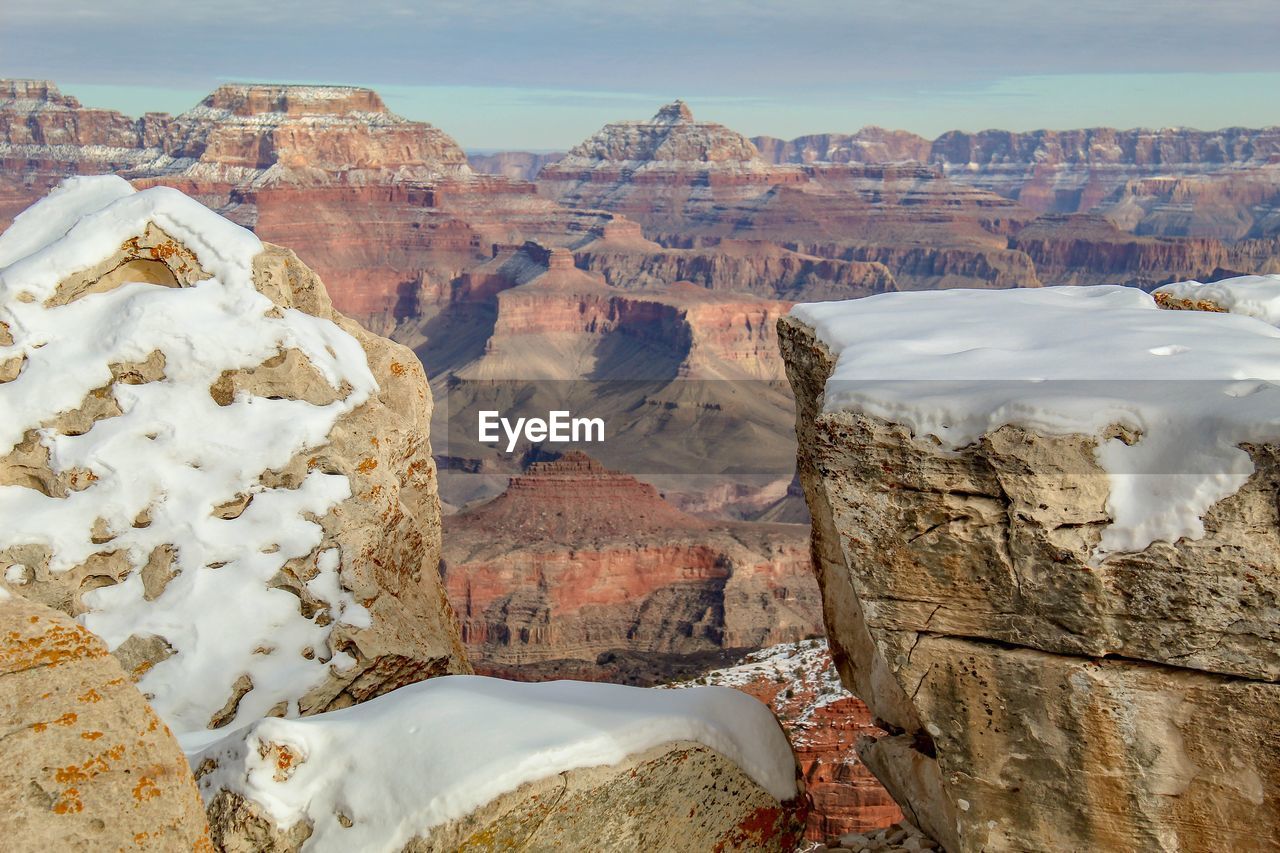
0 589 212 850
780 286 1280 851
0 176 468 736
1155 273 1280 325
192 676 805 851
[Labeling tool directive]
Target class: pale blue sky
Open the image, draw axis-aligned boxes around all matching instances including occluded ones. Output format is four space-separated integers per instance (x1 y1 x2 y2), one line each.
3 0 1277 149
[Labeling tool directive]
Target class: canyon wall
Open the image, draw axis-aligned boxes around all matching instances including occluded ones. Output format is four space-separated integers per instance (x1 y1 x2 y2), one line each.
441 453 823 682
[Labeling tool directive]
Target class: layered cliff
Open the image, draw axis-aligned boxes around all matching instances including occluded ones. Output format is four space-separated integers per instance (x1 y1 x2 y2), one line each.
1010 213 1232 288
0 80 609 327
675 640 905 842
755 124 1280 219
441 453 823 681
781 283 1280 850
146 84 472 188
540 106 1039 291
425 241 801 513
573 220 898 301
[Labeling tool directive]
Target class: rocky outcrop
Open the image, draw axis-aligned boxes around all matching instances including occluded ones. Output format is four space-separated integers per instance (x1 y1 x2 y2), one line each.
779 296 1280 851
542 100 785 179
441 453 822 681
0 81 162 227
0 177 468 736
149 84 472 187
1105 166 1280 240
191 676 807 852
206 741 802 852
0 592 211 850
680 640 904 841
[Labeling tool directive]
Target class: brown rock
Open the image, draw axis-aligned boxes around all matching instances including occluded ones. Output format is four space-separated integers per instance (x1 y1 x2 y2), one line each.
0 592 211 850
779 313 1280 851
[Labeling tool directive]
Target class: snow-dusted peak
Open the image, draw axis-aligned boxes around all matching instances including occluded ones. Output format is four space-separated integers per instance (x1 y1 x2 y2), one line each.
653 100 695 124
555 102 767 169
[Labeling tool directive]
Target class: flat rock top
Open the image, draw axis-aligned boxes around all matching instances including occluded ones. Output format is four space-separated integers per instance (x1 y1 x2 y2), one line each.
789 283 1280 556
201 84 389 118
0 79 82 110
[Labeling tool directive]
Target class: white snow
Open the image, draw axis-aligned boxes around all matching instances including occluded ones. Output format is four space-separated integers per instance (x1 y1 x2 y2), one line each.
0 176 378 732
791 285 1280 557
1155 274 1280 326
189 675 797 852
669 639 851 725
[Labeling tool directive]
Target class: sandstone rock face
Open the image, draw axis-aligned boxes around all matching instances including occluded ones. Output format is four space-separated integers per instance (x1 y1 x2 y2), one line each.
0 81 162 227
683 640 904 841
428 240 803 515
928 126 1280 215
0 178 468 737
780 311 1280 851
1105 166 1280 241
752 130 933 166
0 591 212 850
442 453 822 681
545 100 774 174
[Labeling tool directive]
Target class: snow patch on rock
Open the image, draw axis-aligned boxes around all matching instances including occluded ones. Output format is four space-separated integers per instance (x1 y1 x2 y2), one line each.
190 675 798 852
791 285 1280 557
0 175 378 732
1155 274 1280 326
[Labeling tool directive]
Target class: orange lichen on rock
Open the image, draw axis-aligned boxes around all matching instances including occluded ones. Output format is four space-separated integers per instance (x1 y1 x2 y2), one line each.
0 595 210 847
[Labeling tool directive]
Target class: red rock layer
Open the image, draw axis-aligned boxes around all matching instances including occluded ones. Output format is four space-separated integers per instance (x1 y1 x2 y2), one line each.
440 453 822 673
685 641 905 841
449 241 793 381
